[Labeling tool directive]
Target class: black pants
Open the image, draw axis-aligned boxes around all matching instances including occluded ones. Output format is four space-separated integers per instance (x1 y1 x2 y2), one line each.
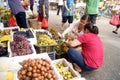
30 4 33 11
15 12 28 28
57 5 63 15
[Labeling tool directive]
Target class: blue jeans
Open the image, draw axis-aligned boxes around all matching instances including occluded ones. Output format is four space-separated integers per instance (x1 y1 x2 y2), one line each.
68 48 96 71
15 12 28 28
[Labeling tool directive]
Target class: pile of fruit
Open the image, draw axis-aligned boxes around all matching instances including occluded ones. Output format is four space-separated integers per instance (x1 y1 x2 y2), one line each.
0 30 11 46
1 13 10 20
10 35 33 57
0 45 8 57
0 30 10 37
55 41 68 55
49 28 60 40
55 63 74 80
18 58 58 80
36 34 57 46
0 6 5 11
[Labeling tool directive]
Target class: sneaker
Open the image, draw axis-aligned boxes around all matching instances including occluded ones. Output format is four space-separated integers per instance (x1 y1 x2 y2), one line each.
112 31 118 34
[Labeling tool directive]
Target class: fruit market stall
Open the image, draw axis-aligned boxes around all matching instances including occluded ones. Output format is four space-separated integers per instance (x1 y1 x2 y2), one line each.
0 27 86 80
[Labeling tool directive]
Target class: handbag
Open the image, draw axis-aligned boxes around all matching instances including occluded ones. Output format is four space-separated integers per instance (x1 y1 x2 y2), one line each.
109 14 120 26
41 17 48 29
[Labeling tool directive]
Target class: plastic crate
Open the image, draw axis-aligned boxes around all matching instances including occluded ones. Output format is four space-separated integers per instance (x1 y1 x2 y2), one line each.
48 51 56 60
34 45 57 53
0 47 9 57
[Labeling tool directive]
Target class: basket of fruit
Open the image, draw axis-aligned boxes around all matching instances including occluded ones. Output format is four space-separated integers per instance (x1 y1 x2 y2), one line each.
53 58 81 80
1 13 10 27
10 53 63 80
34 29 57 53
8 35 36 57
12 29 37 44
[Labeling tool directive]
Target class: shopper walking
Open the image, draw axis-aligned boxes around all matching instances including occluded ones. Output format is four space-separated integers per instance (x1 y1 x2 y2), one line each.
66 23 104 71
57 0 63 15
61 0 74 29
84 0 103 24
112 4 120 34
8 0 28 28
38 0 49 21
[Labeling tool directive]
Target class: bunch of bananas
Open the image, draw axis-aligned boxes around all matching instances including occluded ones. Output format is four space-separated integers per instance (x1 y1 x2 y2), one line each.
0 30 10 37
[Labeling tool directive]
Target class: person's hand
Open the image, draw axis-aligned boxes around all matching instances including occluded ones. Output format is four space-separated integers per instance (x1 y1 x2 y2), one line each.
67 8 70 12
72 29 77 33
43 14 46 17
72 30 78 35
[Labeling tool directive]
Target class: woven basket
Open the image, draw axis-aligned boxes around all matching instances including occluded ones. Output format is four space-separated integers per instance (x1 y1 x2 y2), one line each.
28 19 41 29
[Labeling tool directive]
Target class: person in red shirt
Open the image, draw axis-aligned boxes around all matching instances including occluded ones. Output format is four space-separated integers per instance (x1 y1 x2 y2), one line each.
66 22 104 71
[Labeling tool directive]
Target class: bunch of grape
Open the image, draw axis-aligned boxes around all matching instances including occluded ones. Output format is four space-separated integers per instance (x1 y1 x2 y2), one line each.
13 35 29 42
0 46 7 57
10 35 33 57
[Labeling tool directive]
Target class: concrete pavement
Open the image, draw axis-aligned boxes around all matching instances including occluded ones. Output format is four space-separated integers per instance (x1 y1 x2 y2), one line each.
48 10 120 80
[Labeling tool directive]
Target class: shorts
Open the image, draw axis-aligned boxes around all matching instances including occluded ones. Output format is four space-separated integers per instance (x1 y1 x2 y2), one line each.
88 14 97 24
62 16 73 24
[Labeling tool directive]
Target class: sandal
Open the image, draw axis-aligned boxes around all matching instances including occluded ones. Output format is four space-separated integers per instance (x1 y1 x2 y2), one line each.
112 31 118 34
72 63 82 73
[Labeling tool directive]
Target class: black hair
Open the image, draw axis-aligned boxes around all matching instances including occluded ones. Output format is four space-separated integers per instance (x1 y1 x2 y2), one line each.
81 14 90 21
84 23 99 34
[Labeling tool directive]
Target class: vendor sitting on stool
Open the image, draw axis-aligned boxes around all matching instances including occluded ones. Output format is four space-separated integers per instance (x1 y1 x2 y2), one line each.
66 23 104 72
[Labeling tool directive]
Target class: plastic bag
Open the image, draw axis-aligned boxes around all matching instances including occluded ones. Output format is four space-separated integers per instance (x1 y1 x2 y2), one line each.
37 14 42 22
109 14 120 26
41 17 48 29
8 15 17 27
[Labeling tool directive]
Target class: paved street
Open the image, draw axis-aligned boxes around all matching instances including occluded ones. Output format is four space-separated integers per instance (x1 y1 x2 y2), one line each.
48 10 120 80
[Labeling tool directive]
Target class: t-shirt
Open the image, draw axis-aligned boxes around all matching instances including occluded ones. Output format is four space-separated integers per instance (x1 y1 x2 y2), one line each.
62 20 83 38
62 0 74 16
58 0 63 6
30 0 34 5
8 0 25 15
84 0 103 14
77 33 104 68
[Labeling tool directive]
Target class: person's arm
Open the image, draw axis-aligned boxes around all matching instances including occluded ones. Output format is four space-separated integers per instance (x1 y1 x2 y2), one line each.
42 0 46 17
66 39 81 47
63 0 70 12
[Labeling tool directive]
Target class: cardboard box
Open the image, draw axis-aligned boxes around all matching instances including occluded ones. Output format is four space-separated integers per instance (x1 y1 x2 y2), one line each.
53 58 81 79
9 53 63 80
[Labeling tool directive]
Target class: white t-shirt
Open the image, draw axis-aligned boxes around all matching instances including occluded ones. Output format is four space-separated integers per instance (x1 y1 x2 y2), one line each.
62 20 83 38
58 0 63 6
